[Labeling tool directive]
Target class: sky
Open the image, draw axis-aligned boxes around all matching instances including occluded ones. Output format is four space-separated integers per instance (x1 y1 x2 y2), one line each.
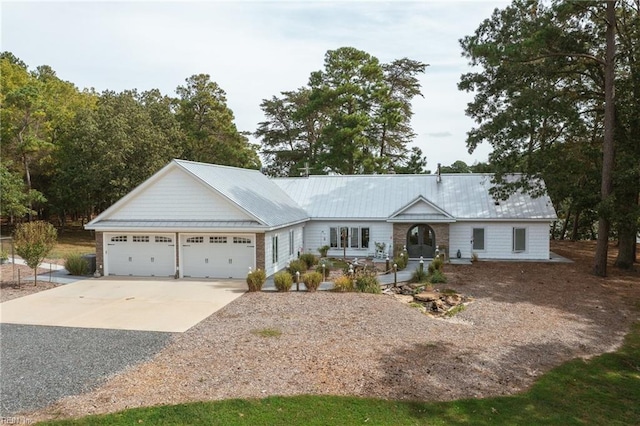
1 0 511 169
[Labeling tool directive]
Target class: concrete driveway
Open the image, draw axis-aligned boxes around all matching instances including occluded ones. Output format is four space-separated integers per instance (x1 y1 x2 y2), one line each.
0 278 246 332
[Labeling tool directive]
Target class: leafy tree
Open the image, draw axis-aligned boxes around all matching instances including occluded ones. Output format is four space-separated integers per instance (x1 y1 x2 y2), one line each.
256 47 427 175
394 147 430 174
13 221 57 286
458 0 639 275
440 160 471 174
0 162 45 220
176 74 260 169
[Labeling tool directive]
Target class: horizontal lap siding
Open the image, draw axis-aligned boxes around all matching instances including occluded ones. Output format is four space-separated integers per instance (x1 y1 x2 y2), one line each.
303 221 394 258
109 168 251 221
265 225 305 277
449 222 551 260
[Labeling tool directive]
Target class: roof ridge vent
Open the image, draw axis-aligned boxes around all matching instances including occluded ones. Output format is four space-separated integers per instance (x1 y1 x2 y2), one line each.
436 163 442 183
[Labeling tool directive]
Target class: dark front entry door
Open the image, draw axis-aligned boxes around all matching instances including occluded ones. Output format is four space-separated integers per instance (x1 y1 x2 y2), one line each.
407 224 435 258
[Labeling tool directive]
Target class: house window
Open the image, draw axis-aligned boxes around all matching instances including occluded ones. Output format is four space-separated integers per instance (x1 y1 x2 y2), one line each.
155 236 172 243
472 228 485 250
111 235 127 242
513 228 526 252
329 226 370 249
330 228 338 248
289 230 294 256
211 236 227 243
233 237 251 244
272 236 279 263
186 236 204 243
361 228 370 249
133 236 149 243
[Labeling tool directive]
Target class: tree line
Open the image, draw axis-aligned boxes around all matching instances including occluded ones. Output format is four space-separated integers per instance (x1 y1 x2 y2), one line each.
1 47 429 227
459 0 639 274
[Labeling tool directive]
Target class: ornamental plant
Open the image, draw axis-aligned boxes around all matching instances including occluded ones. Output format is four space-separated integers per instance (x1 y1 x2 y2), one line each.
13 221 57 286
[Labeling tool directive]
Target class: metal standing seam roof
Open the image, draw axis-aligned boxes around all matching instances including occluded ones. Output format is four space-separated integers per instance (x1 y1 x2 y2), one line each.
272 174 557 221
174 160 309 228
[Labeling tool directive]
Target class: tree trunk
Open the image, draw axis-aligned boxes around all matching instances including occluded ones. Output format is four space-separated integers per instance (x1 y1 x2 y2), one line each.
571 209 582 241
593 0 616 277
560 203 573 240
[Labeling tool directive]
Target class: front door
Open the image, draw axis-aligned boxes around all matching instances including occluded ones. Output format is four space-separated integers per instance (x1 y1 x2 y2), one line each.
407 225 435 258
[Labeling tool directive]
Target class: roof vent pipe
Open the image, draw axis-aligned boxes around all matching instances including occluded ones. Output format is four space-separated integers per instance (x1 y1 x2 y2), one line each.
436 163 442 183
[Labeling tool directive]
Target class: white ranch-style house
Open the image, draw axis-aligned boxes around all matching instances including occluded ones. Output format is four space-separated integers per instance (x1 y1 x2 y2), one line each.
86 159 557 279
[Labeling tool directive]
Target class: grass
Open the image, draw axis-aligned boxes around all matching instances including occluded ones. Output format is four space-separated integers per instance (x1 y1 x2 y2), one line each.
48 230 95 259
38 322 640 425
444 304 466 317
251 328 282 338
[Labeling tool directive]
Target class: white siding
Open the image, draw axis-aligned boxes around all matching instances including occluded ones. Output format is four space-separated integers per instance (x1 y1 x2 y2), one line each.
264 225 305 276
403 200 440 214
109 167 252 221
449 222 551 260
302 221 394 259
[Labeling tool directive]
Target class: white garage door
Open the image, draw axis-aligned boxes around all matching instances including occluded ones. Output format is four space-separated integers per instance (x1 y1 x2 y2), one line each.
181 234 254 279
106 234 175 277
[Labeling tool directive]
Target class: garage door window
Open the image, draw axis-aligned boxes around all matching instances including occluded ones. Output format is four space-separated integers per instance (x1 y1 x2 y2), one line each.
155 236 172 243
211 236 227 243
111 235 127 242
233 237 251 244
133 236 149 243
186 236 204 243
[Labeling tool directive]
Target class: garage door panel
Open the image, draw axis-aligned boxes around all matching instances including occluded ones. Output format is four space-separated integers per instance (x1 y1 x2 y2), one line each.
181 234 254 279
106 234 175 277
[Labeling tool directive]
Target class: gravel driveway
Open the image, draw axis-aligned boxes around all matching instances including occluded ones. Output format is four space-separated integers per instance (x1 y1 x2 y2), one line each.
0 324 173 416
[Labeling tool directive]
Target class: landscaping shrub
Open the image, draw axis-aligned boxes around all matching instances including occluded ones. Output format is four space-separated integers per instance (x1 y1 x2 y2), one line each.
411 266 429 283
429 269 447 284
431 257 444 272
246 269 267 292
315 262 331 279
355 271 381 294
393 255 407 270
302 271 323 292
332 275 354 292
318 245 330 257
299 253 318 269
65 253 89 276
287 259 307 276
273 271 293 292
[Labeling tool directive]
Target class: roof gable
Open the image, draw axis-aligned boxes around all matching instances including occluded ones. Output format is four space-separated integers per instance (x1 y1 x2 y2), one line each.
389 196 455 223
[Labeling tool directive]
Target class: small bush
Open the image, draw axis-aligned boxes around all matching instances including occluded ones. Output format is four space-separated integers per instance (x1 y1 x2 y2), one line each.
315 262 331 278
299 253 318 269
355 271 381 294
333 275 354 292
287 259 307 276
273 271 293 292
65 253 89 276
246 269 267 292
411 267 429 283
431 257 444 272
429 269 447 284
318 245 330 257
303 271 323 292
394 255 407 271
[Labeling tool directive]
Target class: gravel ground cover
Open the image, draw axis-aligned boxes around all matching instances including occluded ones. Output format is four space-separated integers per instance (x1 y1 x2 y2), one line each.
23 242 640 423
0 324 174 416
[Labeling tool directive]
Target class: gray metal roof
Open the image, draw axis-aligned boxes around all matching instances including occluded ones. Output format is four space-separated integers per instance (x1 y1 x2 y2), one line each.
91 220 264 229
174 160 309 228
273 174 557 221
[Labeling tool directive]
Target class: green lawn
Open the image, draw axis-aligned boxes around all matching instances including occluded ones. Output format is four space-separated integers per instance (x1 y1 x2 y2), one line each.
47 229 95 259
39 323 640 425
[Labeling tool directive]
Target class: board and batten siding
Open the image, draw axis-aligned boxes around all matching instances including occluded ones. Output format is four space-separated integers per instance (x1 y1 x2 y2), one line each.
264 224 305 277
449 222 551 260
302 221 394 258
109 167 252 221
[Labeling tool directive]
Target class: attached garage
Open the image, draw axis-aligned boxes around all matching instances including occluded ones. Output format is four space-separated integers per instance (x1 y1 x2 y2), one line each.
105 233 175 277
180 234 255 279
